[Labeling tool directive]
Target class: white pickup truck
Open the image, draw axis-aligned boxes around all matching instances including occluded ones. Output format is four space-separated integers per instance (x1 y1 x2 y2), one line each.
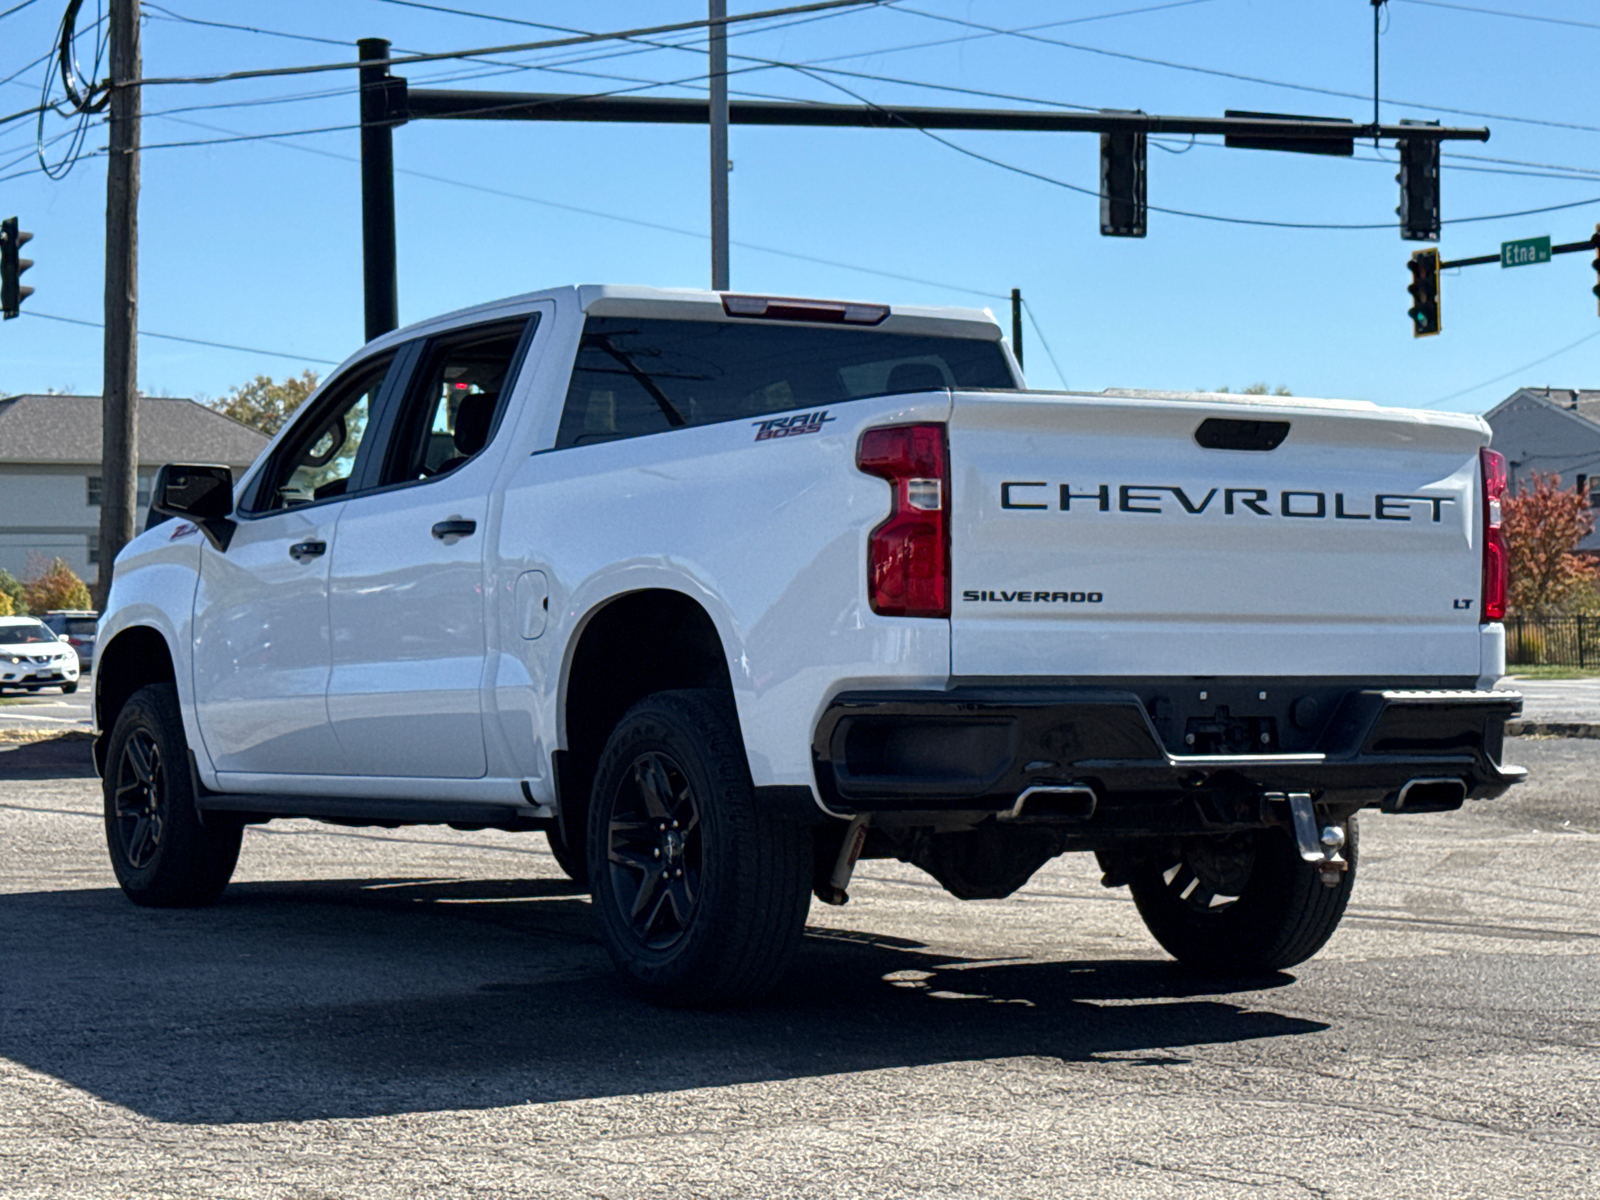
93 285 1523 1005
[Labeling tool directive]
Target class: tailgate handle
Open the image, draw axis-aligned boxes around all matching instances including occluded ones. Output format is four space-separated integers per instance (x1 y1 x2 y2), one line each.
1194 417 1290 451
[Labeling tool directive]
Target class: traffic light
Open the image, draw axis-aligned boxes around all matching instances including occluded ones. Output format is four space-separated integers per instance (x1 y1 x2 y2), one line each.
1396 121 1441 242
1099 118 1146 238
1 217 33 320
1407 248 1441 337
1592 223 1600 317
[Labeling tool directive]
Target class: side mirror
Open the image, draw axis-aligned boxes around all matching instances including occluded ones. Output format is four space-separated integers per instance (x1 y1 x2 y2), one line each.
151 464 236 551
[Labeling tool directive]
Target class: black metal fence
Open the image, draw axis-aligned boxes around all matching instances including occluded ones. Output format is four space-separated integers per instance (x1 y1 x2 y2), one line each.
1505 616 1600 666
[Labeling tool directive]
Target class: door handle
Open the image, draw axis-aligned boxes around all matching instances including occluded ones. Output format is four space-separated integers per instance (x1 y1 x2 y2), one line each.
288 540 326 562
431 518 477 541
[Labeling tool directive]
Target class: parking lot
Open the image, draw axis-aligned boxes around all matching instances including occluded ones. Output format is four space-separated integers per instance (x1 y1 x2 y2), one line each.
1 719 1596 1199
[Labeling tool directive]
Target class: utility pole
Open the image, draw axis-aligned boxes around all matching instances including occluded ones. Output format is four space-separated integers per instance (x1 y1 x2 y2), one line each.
709 0 730 290
97 0 140 608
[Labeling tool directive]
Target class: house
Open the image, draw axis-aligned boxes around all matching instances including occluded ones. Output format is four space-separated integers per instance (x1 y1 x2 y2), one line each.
0 394 268 586
1483 387 1600 553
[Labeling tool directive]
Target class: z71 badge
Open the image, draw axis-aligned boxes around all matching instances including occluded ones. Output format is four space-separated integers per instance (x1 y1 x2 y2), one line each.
753 410 835 441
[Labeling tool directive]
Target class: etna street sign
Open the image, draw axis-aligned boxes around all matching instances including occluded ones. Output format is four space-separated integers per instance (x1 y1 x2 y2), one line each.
1501 236 1551 268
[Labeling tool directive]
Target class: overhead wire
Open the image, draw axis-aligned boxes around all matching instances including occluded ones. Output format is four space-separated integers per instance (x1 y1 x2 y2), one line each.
885 3 1600 137
147 111 1010 302
1422 330 1600 409
119 0 889 89
24 310 340 364
1397 0 1600 33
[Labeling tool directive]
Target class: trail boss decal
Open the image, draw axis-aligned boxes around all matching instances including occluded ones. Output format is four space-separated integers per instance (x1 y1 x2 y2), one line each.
999 482 1457 522
753 410 835 441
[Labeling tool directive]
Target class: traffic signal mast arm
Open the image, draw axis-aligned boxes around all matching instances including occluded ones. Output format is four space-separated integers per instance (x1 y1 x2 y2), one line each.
1438 233 1600 271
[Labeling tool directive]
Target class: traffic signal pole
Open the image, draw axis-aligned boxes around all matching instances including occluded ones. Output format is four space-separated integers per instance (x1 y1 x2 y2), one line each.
97 0 140 608
709 0 730 291
359 39 400 343
350 38 1490 343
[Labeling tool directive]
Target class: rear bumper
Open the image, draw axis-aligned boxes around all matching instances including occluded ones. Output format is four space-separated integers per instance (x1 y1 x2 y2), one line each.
812 684 1524 821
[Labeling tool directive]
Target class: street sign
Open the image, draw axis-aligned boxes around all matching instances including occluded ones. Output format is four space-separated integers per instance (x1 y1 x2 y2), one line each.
1501 236 1551 268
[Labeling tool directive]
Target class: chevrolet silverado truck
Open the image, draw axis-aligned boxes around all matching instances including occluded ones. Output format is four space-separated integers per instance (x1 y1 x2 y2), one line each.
92 285 1523 1006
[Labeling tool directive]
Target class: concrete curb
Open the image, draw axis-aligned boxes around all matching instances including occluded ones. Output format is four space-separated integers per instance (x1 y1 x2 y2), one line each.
1506 720 1600 740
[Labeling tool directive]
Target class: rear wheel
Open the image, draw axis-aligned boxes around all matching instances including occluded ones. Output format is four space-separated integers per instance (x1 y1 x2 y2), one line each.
62 682 77 694
587 689 812 1007
1126 818 1358 973
103 682 243 907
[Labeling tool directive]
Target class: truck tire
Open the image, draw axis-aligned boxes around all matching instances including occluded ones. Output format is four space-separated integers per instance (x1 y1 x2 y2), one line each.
545 825 587 885
1126 818 1358 973
587 688 812 1007
103 682 243 907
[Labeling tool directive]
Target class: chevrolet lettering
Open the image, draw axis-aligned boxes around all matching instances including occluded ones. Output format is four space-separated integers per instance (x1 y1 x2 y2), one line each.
1000 481 1457 521
89 284 1521 1010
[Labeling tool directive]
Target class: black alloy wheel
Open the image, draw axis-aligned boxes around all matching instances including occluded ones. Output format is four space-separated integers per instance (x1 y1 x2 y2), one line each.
103 682 243 907
587 688 812 1007
112 728 168 869
604 751 703 950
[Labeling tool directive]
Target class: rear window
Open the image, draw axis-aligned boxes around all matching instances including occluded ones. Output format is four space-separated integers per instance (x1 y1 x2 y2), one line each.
555 317 1013 448
58 618 97 636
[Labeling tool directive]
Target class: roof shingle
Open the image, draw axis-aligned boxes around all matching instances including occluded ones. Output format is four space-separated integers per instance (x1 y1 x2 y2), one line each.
0 394 268 467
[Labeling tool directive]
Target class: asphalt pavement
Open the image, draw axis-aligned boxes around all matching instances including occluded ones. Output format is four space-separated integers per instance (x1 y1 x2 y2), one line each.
0 731 1595 1199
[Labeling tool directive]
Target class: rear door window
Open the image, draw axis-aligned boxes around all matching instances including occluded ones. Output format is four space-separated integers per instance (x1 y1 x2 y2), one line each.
555 317 1013 448
377 317 534 486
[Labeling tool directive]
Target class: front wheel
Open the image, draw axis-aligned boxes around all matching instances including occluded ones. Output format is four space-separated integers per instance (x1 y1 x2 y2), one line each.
62 682 78 694
1125 818 1359 973
103 682 243 907
587 689 812 1007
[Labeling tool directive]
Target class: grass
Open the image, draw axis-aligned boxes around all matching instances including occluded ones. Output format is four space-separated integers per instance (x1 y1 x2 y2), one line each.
1504 665 1600 680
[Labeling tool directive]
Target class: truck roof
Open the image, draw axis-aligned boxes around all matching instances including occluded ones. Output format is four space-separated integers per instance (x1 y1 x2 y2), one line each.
358 284 1005 362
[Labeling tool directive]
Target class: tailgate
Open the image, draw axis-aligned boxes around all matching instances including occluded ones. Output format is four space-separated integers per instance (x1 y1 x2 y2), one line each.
948 391 1489 679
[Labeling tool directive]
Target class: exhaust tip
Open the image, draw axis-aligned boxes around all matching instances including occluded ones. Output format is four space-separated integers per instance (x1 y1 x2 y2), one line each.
1002 784 1097 823
1384 777 1468 814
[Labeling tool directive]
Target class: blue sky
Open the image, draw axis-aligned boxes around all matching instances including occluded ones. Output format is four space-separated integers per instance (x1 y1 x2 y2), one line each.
1 0 1598 413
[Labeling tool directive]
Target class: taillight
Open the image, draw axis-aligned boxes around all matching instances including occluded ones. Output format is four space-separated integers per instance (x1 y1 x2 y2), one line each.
1481 446 1508 621
857 423 950 618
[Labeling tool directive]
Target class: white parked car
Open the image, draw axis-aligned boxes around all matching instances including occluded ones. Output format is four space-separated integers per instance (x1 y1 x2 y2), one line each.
0 616 81 694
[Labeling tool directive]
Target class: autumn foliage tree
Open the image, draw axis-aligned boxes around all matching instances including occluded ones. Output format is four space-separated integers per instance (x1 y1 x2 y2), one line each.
21 555 92 613
1501 471 1599 616
210 370 319 436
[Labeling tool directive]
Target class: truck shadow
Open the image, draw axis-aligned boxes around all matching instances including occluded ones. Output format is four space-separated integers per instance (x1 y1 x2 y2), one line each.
0 876 1323 1125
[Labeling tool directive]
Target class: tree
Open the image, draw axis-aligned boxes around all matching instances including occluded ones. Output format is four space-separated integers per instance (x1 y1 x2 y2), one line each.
22 556 92 613
1214 383 1293 395
0 569 24 616
0 590 11 617
1501 471 1599 616
210 370 319 436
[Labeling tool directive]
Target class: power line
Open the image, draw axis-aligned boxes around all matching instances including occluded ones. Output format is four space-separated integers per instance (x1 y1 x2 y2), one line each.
1021 299 1067 390
24 311 340 365
123 0 887 89
1422 330 1600 409
1397 0 1600 33
148 111 1011 301
888 4 1600 137
0 0 40 23
141 4 354 49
